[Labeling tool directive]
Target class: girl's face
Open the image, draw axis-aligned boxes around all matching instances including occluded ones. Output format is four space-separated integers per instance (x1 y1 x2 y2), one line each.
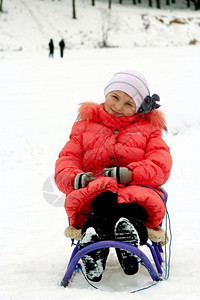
104 90 136 117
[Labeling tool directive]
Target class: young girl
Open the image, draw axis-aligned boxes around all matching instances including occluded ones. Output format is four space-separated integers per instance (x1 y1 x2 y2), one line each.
55 70 172 282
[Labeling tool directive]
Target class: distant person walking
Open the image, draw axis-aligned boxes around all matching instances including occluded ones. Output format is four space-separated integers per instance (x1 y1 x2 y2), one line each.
49 39 54 58
59 39 65 58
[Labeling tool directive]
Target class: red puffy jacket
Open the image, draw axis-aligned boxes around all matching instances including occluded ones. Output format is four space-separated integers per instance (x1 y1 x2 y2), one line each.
55 102 172 229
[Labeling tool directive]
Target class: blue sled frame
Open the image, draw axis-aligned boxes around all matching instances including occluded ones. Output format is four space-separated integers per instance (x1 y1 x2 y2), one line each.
60 188 168 287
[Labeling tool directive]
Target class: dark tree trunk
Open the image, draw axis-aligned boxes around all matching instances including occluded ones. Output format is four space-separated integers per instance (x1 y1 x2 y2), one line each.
108 0 112 9
156 0 161 9
194 0 200 10
72 0 76 19
0 0 3 12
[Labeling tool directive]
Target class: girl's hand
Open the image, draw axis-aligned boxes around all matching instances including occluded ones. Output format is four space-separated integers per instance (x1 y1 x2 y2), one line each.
74 172 95 190
103 167 133 185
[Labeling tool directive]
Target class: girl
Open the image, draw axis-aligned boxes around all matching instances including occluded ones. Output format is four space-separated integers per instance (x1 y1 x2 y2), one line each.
55 70 172 282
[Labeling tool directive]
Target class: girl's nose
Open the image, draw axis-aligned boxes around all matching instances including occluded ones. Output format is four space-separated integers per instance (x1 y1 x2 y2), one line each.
115 102 123 111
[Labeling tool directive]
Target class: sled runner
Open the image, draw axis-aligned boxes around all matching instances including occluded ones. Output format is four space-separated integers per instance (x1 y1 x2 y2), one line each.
60 187 171 289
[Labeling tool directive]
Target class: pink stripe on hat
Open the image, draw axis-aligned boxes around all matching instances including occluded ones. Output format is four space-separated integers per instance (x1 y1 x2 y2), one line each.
104 70 150 112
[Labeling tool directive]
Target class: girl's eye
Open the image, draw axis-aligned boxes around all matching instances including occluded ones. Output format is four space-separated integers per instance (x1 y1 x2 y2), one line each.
126 103 132 107
113 95 119 100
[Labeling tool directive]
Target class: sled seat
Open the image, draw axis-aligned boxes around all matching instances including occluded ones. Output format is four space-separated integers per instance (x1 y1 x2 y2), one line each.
60 187 169 287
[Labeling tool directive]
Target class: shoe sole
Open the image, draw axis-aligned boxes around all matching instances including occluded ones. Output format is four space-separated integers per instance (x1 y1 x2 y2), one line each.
114 218 140 275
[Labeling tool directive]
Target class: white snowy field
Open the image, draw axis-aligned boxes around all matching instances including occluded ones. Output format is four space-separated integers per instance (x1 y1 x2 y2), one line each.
1 0 200 298
1 45 200 299
1 0 200 52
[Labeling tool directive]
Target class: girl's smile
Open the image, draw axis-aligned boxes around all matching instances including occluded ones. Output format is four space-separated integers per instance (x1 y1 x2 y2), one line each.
110 108 122 116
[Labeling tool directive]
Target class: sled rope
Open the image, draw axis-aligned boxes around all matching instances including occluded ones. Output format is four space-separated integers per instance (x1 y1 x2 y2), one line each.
79 213 172 294
78 258 160 293
138 185 172 281
78 259 160 293
76 185 172 293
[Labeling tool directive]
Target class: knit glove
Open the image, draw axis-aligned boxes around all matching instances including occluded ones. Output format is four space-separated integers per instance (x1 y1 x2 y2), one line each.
103 167 130 185
74 172 94 190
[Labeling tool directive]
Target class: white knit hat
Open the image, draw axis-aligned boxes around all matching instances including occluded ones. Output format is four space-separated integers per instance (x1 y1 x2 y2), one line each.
104 70 150 112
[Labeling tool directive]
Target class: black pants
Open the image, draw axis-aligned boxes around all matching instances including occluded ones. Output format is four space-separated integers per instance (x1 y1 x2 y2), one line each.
82 191 148 243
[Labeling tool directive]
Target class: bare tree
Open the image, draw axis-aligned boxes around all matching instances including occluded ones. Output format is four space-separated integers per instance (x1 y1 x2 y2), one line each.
0 0 3 12
72 0 76 19
91 0 95 6
156 0 161 9
187 0 190 7
108 0 112 9
194 0 200 9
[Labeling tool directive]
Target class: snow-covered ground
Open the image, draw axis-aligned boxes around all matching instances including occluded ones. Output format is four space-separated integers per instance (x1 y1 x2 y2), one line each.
1 45 200 300
1 0 200 299
0 0 200 52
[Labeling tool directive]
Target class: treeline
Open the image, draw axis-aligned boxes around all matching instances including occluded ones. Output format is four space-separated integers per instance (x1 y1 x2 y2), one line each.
72 0 200 16
101 0 199 10
89 0 200 10
1 0 199 16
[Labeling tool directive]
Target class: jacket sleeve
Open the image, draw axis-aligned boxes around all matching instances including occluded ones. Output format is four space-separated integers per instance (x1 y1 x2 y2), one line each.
55 121 85 194
128 127 172 187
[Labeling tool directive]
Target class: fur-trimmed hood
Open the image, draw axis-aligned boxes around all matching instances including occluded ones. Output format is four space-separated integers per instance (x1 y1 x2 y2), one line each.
78 102 166 131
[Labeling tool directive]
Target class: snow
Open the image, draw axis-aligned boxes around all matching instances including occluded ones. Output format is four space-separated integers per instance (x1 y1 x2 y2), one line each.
1 0 200 299
81 227 97 244
1 0 200 51
114 218 140 247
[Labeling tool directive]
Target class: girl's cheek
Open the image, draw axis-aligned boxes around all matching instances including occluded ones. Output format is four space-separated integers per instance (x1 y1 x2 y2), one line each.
124 109 135 117
105 98 112 107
